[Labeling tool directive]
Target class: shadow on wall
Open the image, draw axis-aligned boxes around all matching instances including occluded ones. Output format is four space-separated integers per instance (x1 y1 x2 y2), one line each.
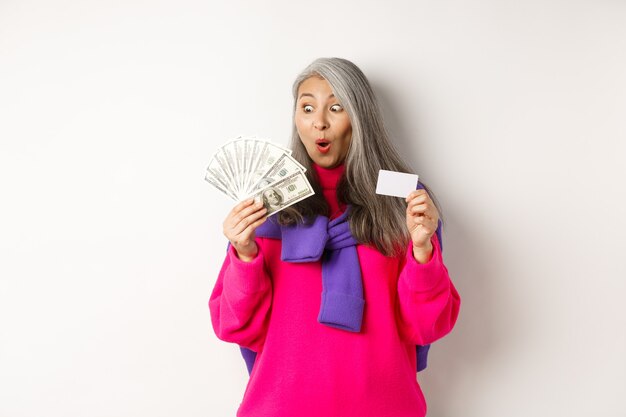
371 80 447 219
422 216 503 417
373 80 518 416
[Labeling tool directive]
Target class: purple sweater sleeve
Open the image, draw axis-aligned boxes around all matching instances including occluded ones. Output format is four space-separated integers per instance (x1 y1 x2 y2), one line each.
209 238 273 352
396 233 461 346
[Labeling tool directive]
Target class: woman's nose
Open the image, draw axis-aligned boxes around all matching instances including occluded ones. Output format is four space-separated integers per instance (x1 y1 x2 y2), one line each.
313 113 329 130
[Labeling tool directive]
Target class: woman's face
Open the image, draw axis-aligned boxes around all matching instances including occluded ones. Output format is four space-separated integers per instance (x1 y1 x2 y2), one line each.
294 76 352 169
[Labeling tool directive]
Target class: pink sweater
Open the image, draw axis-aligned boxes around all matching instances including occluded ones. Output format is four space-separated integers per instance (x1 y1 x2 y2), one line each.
209 163 461 417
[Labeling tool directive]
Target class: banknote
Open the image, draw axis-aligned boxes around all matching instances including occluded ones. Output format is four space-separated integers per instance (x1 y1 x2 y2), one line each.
204 170 238 201
218 142 239 196
249 152 306 193
244 140 295 191
208 149 236 193
244 170 315 216
204 135 314 206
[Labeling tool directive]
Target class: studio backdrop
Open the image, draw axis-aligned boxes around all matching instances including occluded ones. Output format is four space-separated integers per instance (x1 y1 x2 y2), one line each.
1 1 624 416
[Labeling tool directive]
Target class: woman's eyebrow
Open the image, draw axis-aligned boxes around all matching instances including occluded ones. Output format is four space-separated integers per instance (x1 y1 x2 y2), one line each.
298 93 335 100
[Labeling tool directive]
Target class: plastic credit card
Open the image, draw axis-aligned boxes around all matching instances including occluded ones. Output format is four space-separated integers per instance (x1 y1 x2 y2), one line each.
375 169 419 198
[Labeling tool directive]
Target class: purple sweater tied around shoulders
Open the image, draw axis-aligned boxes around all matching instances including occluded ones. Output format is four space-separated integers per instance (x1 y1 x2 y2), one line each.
234 182 442 375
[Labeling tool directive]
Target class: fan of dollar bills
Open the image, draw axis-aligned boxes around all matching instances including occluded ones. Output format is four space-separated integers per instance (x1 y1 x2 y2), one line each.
204 135 315 216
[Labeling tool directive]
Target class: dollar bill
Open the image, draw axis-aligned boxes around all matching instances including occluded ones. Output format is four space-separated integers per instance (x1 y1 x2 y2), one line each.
208 148 237 193
204 170 238 201
243 139 255 191
204 135 314 205
249 152 306 193
218 142 240 197
237 139 266 194
245 141 302 192
244 170 314 216
232 139 244 194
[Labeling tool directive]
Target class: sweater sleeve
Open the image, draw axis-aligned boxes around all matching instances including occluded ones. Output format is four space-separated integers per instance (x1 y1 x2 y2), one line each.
395 232 461 346
208 237 272 352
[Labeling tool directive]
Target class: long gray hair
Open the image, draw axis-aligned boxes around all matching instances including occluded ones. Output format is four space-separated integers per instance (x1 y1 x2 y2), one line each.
278 57 444 257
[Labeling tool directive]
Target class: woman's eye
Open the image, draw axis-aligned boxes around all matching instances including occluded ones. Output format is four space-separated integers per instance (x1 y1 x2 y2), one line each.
303 105 313 113
331 104 343 111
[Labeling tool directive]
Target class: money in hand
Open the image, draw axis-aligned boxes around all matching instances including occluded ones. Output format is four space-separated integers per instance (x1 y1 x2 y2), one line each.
248 170 314 216
204 135 315 216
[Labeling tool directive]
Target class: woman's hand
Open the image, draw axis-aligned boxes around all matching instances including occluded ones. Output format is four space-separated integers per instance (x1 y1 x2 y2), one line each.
405 189 439 263
223 198 268 262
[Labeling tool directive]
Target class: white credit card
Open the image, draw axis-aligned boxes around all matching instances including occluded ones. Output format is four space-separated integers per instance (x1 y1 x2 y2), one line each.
375 169 419 198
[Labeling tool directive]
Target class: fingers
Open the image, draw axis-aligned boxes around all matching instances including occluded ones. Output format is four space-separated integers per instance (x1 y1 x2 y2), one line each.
406 200 434 218
411 215 435 227
405 189 427 203
223 198 267 242
406 191 429 210
405 191 438 246
230 215 269 249
225 199 262 227
407 203 428 216
223 199 253 228
237 215 269 244
231 204 268 236
409 215 436 234
405 190 439 220
233 198 256 215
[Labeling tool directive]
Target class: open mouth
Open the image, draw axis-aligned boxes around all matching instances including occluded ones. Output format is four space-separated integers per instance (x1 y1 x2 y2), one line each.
315 139 331 153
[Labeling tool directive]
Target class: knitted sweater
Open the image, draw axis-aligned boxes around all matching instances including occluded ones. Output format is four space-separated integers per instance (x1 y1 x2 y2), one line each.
209 163 461 417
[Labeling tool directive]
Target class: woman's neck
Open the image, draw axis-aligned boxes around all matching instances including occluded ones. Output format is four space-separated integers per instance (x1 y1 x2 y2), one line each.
312 162 346 219
312 162 346 190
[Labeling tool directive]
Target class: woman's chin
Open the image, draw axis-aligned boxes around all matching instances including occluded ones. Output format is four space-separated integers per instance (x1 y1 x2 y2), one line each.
308 154 344 169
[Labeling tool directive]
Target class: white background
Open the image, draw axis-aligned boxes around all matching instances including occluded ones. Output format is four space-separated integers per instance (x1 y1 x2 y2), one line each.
1 1 625 416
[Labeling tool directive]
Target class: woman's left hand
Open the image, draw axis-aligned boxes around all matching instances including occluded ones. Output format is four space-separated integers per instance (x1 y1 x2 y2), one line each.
405 189 439 256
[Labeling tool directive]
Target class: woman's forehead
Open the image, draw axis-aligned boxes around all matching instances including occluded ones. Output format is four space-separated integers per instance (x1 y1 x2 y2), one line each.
298 76 333 98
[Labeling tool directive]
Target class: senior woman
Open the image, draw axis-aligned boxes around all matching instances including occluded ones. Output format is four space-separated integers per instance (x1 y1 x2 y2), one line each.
210 57 460 417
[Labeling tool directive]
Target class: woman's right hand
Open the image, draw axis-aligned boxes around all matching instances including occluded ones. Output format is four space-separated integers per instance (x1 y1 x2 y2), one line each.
223 198 268 262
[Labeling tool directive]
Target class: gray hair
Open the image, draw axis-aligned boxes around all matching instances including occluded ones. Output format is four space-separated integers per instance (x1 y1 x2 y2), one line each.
278 57 443 257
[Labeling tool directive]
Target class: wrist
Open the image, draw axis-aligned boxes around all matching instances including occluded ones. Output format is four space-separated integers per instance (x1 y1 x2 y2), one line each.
412 241 433 264
235 243 258 263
